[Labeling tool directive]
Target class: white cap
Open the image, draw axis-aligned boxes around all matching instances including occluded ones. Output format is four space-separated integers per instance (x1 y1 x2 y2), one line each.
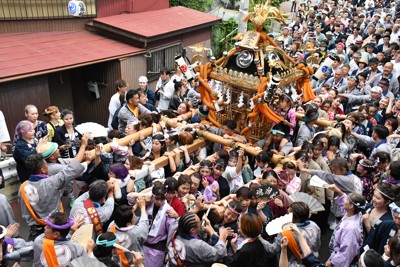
371 86 383 94
138 76 148 83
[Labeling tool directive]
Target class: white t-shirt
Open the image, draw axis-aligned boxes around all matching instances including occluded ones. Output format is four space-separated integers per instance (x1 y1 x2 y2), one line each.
0 111 10 142
108 92 121 129
157 80 175 111
223 166 244 193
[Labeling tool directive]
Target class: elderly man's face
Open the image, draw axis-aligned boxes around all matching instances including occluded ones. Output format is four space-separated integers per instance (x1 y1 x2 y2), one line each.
371 91 381 100
334 70 343 79
383 63 394 76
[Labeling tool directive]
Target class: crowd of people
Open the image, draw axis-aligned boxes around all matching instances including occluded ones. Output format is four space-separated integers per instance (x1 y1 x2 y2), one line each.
1 0 400 266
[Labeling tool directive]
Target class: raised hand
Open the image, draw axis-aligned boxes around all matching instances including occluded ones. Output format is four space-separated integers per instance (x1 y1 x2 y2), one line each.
71 215 85 232
80 133 91 147
136 196 145 209
5 223 20 238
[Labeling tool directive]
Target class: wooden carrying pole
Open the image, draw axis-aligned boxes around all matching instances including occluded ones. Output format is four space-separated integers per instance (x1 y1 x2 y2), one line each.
87 112 204 172
152 139 206 169
97 111 333 154
196 130 284 165
295 112 337 127
89 111 334 174
99 112 194 154
196 130 261 156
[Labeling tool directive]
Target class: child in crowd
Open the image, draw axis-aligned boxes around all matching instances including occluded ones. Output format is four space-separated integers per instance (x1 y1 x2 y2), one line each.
281 161 301 194
223 148 245 193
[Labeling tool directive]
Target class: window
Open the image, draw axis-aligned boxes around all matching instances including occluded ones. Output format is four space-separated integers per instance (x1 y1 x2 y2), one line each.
0 0 96 20
147 43 182 82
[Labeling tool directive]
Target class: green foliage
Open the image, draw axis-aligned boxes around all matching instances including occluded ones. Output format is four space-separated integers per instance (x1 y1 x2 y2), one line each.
270 0 282 7
212 18 238 58
170 0 214 12
170 0 284 58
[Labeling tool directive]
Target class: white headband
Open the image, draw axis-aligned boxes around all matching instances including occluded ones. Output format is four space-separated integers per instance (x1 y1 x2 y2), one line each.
376 188 395 201
389 202 400 218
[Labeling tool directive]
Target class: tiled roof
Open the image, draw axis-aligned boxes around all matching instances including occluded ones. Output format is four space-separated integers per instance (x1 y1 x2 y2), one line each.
0 31 143 81
92 6 221 41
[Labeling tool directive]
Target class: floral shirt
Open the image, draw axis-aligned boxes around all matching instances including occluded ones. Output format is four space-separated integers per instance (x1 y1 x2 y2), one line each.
361 176 374 202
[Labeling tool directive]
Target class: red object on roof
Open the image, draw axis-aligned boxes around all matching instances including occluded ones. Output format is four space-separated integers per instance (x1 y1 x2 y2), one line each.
92 6 221 42
0 31 143 82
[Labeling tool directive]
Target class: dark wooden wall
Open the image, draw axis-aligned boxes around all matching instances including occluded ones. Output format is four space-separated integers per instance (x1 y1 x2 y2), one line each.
0 76 50 141
70 60 122 126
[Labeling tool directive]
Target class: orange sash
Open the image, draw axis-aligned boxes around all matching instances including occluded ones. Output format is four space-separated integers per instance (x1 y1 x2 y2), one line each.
20 181 64 226
83 199 103 236
282 230 302 261
109 225 130 267
127 105 139 118
43 238 60 267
